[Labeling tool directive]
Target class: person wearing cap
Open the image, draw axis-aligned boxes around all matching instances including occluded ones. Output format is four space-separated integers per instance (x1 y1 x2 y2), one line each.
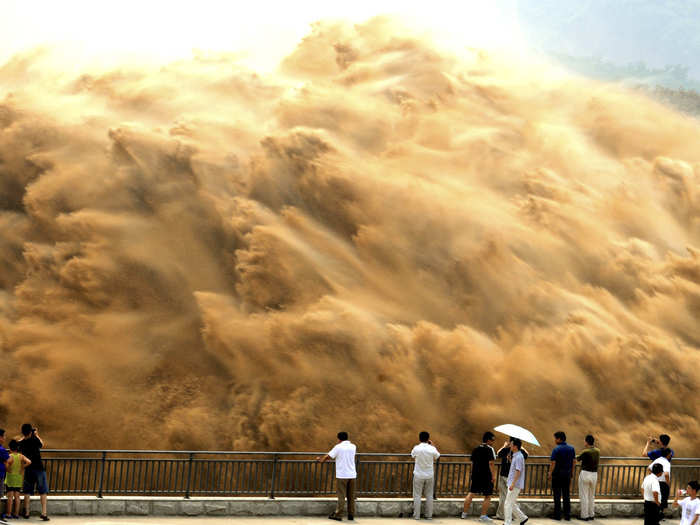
318 432 357 521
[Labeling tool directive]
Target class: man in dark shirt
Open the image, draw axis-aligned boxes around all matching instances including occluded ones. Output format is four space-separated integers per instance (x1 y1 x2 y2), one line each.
548 431 575 521
576 435 600 521
462 432 497 521
495 439 529 520
18 423 49 521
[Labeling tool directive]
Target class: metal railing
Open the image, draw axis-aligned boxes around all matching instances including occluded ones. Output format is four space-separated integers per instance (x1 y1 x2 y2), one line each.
41 450 700 499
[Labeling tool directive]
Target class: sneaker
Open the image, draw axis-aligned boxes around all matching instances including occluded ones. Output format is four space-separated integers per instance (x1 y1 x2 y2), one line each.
461 512 469 519
480 516 494 522
520 519 529 525
40 517 50 522
329 514 342 522
21 513 29 520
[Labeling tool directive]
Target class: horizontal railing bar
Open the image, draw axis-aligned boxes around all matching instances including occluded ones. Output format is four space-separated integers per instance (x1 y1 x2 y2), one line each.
43 450 700 461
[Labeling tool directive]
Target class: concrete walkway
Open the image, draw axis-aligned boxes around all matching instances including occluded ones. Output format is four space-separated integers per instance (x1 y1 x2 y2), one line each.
33 519 650 525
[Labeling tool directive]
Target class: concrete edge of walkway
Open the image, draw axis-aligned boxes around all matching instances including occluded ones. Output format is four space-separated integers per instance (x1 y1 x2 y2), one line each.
24 497 682 518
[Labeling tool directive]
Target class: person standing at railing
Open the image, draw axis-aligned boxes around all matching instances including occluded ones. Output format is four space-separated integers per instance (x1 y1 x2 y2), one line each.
18 423 49 521
504 438 528 525
648 448 673 520
317 432 357 522
672 480 700 525
461 431 497 521
643 435 674 461
495 439 529 520
411 431 440 520
0 429 14 520
5 440 30 520
642 463 664 525
576 435 599 521
548 431 575 521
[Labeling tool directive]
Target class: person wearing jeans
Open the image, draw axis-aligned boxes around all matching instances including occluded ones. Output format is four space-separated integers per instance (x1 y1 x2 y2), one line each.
577 435 600 521
504 439 528 525
318 432 357 521
411 431 440 520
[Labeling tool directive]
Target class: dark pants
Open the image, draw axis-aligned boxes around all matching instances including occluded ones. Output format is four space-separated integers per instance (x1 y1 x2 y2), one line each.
644 501 660 525
552 473 572 519
659 482 669 517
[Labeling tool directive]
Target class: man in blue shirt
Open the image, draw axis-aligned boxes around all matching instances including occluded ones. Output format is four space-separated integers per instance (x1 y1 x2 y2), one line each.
0 428 13 518
548 431 575 521
643 435 674 461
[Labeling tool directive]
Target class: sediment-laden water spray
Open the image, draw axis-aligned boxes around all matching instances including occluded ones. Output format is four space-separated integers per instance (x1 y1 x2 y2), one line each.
0 18 698 453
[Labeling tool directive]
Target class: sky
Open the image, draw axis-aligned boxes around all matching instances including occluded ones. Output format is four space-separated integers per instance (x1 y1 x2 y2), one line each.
0 0 524 71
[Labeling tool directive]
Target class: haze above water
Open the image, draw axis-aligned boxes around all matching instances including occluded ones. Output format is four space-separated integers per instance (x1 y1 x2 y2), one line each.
0 11 699 453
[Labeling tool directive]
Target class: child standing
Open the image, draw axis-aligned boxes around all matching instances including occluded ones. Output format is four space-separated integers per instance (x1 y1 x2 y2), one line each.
5 440 31 519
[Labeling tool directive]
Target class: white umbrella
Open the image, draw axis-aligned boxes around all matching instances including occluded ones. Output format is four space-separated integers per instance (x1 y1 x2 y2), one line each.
494 424 541 447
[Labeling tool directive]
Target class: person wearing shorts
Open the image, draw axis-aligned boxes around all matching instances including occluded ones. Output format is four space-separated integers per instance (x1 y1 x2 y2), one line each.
19 424 49 521
462 432 497 521
5 439 31 519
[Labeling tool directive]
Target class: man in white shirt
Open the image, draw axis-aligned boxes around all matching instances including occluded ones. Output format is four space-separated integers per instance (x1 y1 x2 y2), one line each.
672 480 700 525
318 432 357 521
643 463 663 525
649 448 672 519
411 431 440 520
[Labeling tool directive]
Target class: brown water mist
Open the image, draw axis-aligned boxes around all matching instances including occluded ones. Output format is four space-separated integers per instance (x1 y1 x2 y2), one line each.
0 19 699 454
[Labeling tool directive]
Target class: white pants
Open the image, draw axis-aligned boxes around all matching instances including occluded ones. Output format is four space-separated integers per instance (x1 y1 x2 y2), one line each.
496 475 508 519
578 471 597 519
504 486 527 525
413 476 434 519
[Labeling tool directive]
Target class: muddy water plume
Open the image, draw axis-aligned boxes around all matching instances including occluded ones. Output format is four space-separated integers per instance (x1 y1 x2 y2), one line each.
0 19 699 454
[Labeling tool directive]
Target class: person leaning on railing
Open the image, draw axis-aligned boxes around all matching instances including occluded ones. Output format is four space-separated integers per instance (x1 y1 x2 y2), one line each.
317 432 357 522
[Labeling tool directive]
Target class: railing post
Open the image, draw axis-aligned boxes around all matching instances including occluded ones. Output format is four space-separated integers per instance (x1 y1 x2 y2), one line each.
269 454 279 499
433 456 440 500
355 455 360 496
97 451 107 498
184 453 194 499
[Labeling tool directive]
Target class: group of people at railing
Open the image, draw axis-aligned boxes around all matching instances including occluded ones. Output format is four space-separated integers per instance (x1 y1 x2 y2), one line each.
0 424 49 521
315 430 699 525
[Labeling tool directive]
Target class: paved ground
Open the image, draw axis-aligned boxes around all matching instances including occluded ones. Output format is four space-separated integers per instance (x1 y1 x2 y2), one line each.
27 519 648 525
